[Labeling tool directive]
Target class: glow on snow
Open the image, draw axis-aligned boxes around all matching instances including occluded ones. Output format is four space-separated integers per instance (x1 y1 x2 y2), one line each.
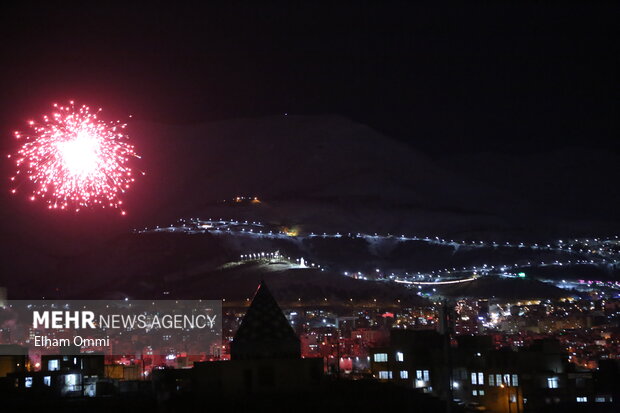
9 102 140 214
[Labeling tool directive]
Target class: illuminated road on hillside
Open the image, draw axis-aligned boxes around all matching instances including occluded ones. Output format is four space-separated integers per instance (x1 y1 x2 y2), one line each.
135 218 620 291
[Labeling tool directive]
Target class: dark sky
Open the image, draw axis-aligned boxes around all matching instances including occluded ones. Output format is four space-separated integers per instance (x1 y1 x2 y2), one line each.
0 2 618 298
0 1 618 156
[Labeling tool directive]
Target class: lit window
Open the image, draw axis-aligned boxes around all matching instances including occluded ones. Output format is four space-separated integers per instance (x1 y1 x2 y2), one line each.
478 372 484 385
374 353 388 362
479 390 485 396
471 372 477 385
595 397 605 403
489 374 495 386
512 374 518 387
44 376 51 386
547 377 559 389
504 374 511 386
396 352 404 362
400 370 408 379
576 397 587 403
496 374 502 386
65 374 78 386
25 377 32 388
472 390 478 396
48 359 60 371
378 371 392 379
416 370 430 381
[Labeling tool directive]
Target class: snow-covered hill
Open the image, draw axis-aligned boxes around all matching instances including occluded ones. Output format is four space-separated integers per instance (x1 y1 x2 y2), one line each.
0 115 616 298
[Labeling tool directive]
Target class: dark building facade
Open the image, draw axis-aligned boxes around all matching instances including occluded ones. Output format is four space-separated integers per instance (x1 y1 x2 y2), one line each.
3 352 105 398
370 330 615 412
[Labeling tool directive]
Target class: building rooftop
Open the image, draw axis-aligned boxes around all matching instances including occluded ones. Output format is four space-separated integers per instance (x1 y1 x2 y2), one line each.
230 280 301 360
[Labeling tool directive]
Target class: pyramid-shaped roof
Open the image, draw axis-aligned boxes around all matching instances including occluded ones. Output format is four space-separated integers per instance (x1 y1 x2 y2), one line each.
230 281 301 360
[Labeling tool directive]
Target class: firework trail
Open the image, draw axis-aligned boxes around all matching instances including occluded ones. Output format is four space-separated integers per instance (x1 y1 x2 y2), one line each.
9 102 141 214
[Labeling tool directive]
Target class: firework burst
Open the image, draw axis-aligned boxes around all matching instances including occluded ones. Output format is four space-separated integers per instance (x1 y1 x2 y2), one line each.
9 102 141 214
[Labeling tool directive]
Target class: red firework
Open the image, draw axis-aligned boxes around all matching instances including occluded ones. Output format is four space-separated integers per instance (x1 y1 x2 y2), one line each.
9 102 140 214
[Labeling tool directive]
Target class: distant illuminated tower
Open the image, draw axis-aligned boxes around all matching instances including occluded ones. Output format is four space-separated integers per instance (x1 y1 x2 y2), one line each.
299 258 306 268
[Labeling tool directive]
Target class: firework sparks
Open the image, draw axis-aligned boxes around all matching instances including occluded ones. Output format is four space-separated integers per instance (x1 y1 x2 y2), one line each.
9 102 141 214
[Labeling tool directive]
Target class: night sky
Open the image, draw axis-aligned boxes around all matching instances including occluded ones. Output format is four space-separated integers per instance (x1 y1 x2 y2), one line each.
1 1 618 157
0 1 618 299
